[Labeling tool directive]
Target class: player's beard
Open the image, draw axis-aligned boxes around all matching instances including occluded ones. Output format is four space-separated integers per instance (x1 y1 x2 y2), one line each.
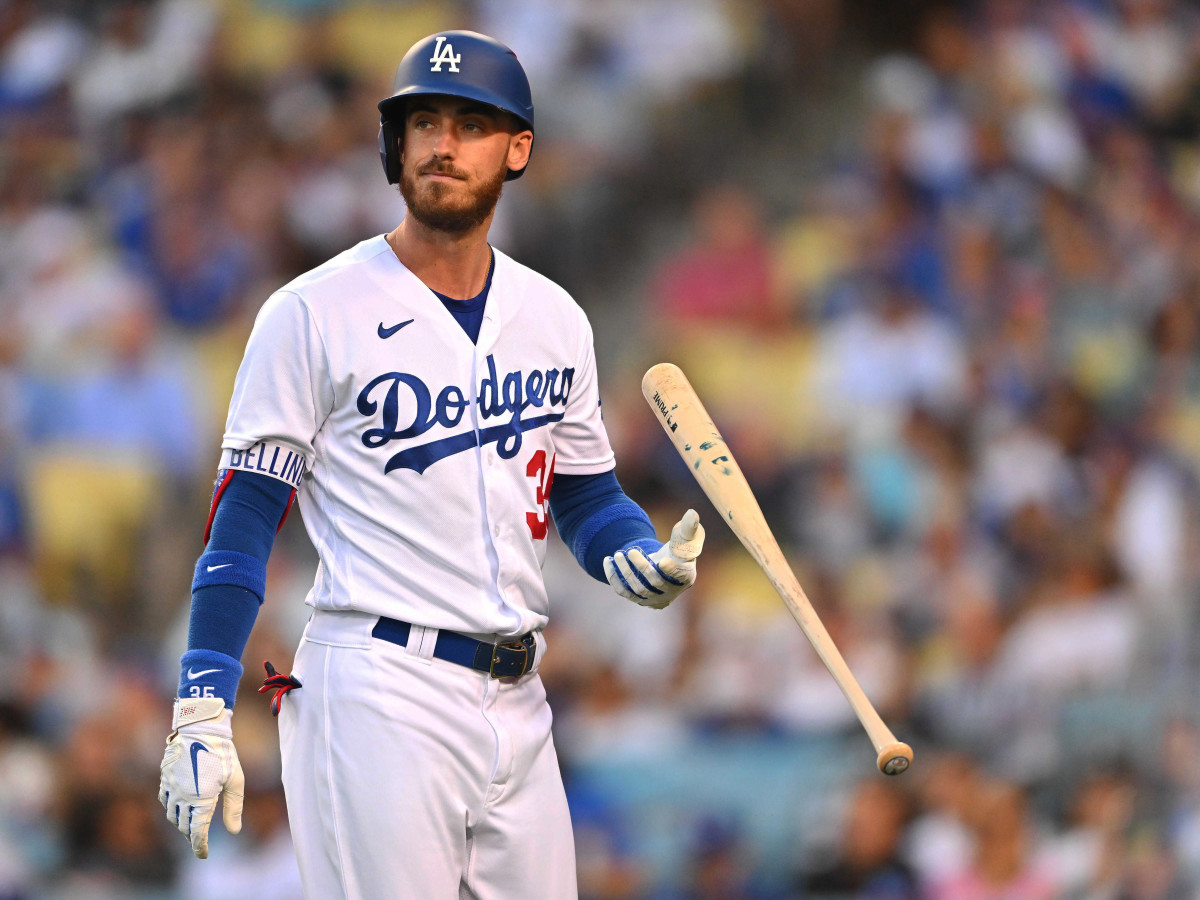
399 158 506 234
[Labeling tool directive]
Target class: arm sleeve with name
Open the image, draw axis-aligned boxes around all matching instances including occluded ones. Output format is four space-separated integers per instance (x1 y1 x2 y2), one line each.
549 469 659 582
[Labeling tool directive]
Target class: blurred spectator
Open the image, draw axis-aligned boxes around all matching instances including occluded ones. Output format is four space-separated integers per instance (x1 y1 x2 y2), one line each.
1040 765 1137 899
795 778 917 900
992 535 1138 701
1118 824 1187 900
1109 446 1194 620
795 455 873 575
100 119 257 330
903 753 978 890
815 282 968 441
0 4 86 113
649 184 782 330
554 662 689 766
672 555 788 731
929 781 1058 900
0 701 53 899
72 0 218 133
1 207 150 374
972 418 1077 528
657 815 774 900
1159 717 1200 886
912 594 1022 771
63 785 177 890
570 780 649 900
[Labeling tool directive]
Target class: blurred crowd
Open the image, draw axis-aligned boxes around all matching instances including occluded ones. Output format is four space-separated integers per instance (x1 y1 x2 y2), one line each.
2 0 1200 897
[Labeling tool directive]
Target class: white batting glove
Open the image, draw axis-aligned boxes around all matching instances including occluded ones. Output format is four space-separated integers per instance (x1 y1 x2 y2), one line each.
604 509 705 609
158 697 244 859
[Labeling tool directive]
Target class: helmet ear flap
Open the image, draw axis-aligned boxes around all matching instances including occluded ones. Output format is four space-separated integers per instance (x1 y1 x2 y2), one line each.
378 119 401 185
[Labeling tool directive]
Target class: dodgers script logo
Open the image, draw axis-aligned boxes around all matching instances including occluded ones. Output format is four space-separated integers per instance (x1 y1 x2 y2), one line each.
429 36 461 73
357 354 574 474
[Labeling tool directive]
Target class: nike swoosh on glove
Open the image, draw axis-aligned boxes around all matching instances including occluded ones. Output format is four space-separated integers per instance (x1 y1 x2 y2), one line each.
158 697 244 859
604 509 705 610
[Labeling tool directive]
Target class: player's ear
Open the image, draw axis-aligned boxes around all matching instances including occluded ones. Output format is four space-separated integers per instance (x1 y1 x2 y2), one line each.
507 131 532 173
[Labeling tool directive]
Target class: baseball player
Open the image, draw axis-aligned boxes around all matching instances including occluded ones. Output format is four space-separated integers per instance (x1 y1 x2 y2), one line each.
157 30 704 899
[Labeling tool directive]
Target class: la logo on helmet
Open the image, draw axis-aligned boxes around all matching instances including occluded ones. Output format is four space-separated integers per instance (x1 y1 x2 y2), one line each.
429 37 461 73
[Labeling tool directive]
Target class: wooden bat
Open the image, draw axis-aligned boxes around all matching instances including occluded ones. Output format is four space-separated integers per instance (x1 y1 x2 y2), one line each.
642 362 913 776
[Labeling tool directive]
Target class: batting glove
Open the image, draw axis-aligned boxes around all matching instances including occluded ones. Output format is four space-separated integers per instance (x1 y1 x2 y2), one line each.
158 697 244 859
604 509 705 609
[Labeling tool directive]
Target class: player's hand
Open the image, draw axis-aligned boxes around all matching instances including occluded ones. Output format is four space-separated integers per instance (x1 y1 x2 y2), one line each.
604 509 705 609
158 697 244 859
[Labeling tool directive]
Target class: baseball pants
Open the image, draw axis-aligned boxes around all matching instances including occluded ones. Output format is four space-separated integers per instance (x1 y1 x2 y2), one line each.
278 609 578 900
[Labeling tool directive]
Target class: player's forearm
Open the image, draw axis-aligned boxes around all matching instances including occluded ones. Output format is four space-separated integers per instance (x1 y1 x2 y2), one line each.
548 470 658 582
181 470 294 706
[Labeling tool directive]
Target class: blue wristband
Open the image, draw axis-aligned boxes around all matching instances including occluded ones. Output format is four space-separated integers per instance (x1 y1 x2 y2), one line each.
179 648 243 708
580 509 658 581
192 549 267 600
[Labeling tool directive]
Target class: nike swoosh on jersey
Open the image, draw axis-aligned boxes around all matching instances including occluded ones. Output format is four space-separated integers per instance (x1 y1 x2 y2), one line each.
378 319 415 339
190 741 211 794
206 563 232 572
187 667 222 679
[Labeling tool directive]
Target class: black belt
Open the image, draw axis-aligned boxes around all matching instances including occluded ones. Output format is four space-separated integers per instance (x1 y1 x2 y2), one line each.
371 616 537 678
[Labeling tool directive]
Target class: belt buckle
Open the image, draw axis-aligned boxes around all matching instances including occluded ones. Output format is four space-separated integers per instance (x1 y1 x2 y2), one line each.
489 637 531 678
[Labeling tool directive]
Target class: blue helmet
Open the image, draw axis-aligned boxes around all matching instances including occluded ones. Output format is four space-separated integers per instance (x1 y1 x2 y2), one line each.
377 31 534 184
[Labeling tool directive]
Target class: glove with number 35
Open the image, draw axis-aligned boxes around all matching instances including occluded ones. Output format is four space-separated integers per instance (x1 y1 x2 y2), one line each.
158 697 244 859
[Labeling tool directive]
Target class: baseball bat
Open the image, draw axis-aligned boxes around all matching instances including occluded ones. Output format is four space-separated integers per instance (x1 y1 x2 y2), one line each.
642 363 913 776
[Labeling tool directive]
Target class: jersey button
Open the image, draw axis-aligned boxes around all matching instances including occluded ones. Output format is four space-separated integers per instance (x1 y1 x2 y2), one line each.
493 525 501 537
487 451 495 465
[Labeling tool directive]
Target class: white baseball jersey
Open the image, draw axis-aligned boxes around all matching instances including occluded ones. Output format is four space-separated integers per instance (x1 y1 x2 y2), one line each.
218 234 615 637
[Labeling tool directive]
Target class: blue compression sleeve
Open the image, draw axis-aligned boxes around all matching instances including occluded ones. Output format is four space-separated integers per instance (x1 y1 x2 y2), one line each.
549 470 659 582
180 470 293 706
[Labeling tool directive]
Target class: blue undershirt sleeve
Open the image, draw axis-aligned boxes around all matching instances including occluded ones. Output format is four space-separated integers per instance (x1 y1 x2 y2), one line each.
548 470 660 582
180 470 293 706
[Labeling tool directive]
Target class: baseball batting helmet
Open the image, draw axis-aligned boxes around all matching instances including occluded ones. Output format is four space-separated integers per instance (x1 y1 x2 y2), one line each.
377 31 534 184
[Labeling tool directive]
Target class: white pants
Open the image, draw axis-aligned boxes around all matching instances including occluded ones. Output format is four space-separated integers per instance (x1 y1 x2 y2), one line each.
278 610 578 900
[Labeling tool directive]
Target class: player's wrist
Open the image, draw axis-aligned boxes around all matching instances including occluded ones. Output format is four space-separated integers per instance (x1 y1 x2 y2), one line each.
622 537 662 557
178 648 243 708
172 696 230 729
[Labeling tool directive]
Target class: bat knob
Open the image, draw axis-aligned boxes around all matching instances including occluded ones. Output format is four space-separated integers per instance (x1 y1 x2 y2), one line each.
877 742 913 776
